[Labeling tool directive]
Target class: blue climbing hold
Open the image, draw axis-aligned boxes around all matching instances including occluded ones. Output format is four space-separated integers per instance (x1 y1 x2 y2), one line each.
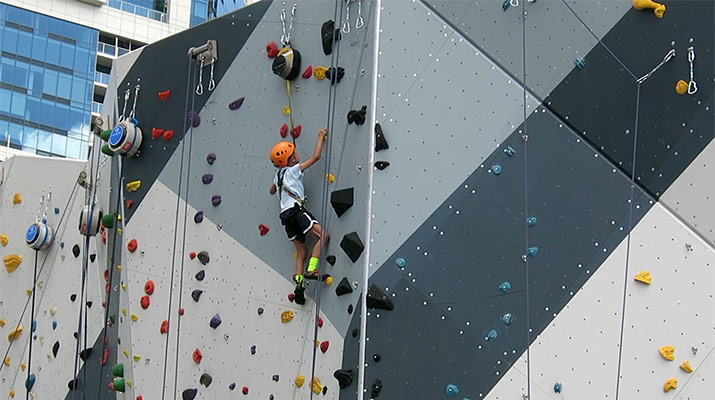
491 165 502 175
527 217 537 227
52 321 58 330
574 57 585 69
501 313 512 325
499 282 511 293
502 0 510 11
527 246 539 257
60 242 65 249
395 258 406 268
446 384 460 397
487 330 498 341
554 382 562 393
25 373 36 391
504 146 516 157
54 207 60 214
32 320 37 332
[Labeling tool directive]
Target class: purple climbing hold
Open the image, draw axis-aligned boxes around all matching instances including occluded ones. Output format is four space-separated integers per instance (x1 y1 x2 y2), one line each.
209 314 221 328
202 174 214 184
206 153 216 165
250 345 256 355
191 289 203 302
228 97 245 111
272 375 279 382
211 195 222 206
229 383 236 390
182 388 198 400
194 211 204 224
188 111 200 128
195 270 205 281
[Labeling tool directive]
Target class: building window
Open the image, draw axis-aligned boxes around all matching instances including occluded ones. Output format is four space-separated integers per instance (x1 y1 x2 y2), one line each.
191 0 246 27
107 0 168 23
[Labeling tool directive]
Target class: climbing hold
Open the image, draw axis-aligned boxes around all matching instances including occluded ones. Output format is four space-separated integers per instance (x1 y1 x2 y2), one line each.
634 270 652 285
144 280 155 295
197 251 210 265
211 194 222 206
446 384 460 397
7 326 23 342
130 314 138 322
659 345 675 360
112 363 124 377
126 180 141 192
242 386 249 395
320 341 330 353
188 110 201 128
259 224 270 236
283 106 292 115
501 313 513 325
290 125 302 139
330 188 354 218
101 143 115 156
680 360 693 373
504 146 516 156
396 258 406 268
347 106 367 125
3 357 9 366
195 270 205 281
632 0 666 18
13 193 22 204
32 320 37 332
321 20 340 55
51 340 60 357
527 217 537 227
179 308 185 316
272 375 279 382
281 310 294 323
100 214 115 229
336 277 353 296
302 65 313 79
151 128 164 139
0 319 4 327
89 254 96 263
126 200 134 209
202 174 214 184
325 66 345 85
574 57 586 69
163 130 174 141
371 379 383 398
199 373 212 387
347 304 354 314
676 80 688 95
312 377 323 394
326 255 336 266
206 153 216 165
318 317 324 328
554 382 562 393
4 254 22 273
250 345 256 355
191 290 203 302
229 383 236 390
25 374 36 391
663 377 677 392
257 307 264 315
209 314 222 329
192 348 202 363
325 276 333 286
374 161 390 170
288 292 296 302
499 282 512 293
367 284 394 310
193 211 204 223
526 246 539 257
314 66 328 80
182 388 198 400
49 306 58 316
295 375 305 387
140 296 150 310
0 234 8 246
487 329 498 341
72 244 80 257
334 369 353 388
352 328 359 337
228 97 245 110
189 252 196 260
266 41 280 58
340 232 365 262
158 90 171 100
280 123 288 138
491 165 502 175
374 123 389 151
52 321 57 330
127 239 138 253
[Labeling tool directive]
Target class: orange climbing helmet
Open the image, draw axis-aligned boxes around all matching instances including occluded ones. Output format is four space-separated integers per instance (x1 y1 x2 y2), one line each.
270 141 295 168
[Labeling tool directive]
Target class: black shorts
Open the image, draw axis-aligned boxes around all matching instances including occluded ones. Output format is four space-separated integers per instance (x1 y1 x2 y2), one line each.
279 204 318 243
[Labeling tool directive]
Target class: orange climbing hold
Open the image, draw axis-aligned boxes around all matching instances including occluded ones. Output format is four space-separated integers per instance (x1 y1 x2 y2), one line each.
634 270 651 285
13 193 22 204
144 280 155 295
7 326 23 342
193 348 202 363
659 345 675 361
127 239 138 253
160 320 168 334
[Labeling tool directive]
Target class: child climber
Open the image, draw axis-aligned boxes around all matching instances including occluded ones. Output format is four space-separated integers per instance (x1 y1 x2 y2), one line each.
269 128 330 301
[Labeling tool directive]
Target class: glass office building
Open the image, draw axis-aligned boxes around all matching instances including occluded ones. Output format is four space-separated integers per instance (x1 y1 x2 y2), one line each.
0 3 97 159
191 0 246 27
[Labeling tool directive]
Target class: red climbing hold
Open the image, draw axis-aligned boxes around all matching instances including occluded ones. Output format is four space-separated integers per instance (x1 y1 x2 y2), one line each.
266 41 279 58
320 341 329 353
100 357 107 366
280 124 288 138
189 252 196 260
126 200 134 209
242 386 249 395
288 293 295 302
137 396 143 400
160 320 169 334
103 336 108 345
104 269 110 282
318 317 323 328
140 296 150 310
193 348 202 364
127 239 138 253
105 283 110 293
290 125 302 139
158 90 171 101
163 130 174 142
144 280 155 295
302 65 313 79
102 301 106 308
259 224 270 236
179 308 185 316
151 128 164 139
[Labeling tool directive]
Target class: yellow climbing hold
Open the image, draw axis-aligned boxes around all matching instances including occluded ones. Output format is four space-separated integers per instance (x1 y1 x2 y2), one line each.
121 283 126 291
326 173 335 183
49 307 57 317
676 80 689 95
634 270 651 285
311 377 323 394
130 314 139 322
117 264 123 271
680 360 693 373
126 180 141 192
127 380 133 388
314 66 328 80
325 276 333 286
664 377 677 392
281 310 294 323
26 289 32 296
121 308 127 316
13 193 22 204
123 349 129 358
283 106 292 115
37 281 44 289
20 363 25 371
295 375 305 387
7 326 23 342
10 390 15 398
3 357 10 366
117 228 123 235
133 354 141 362
659 345 675 361
117 214 122 221
632 0 666 18
4 254 22 273
0 319 5 327
0 234 8 246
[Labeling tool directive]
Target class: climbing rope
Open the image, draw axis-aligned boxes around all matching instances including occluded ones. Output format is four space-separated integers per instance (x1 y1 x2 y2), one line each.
24 251 38 400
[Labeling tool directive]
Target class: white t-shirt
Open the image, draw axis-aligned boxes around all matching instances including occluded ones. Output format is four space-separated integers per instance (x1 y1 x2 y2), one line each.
273 164 306 212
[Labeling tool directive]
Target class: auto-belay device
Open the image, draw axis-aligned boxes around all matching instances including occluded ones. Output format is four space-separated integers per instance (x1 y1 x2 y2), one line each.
105 83 143 157
78 205 103 236
25 189 54 250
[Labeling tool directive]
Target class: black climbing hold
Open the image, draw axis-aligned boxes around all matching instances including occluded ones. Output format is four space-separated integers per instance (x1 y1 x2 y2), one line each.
188 110 200 128
371 379 383 398
347 304 353 314
340 232 364 263
229 382 236 390
72 244 80 258
79 348 92 361
70 294 77 302
195 270 205 281
206 153 216 165
333 369 353 389
335 277 353 296
352 328 359 338
67 378 78 391
325 66 344 85
374 123 389 152
272 374 279 381
321 20 341 55
373 354 381 362
86 301 92 308
367 284 394 310
52 341 60 357
199 373 212 387
182 388 198 400
191 289 203 302
197 251 210 265
347 106 367 125
228 97 245 111
257 307 264 315
374 161 390 170
251 345 257 355
330 188 354 218
202 174 214 184
73 331 78 339
322 386 328 395
325 255 336 266
89 254 96 262
194 211 204 224
269 395 274 400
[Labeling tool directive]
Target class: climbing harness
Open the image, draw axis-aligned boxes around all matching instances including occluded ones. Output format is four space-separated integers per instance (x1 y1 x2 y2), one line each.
686 46 697 94
280 3 297 46
342 0 351 33
276 169 306 206
636 48 675 84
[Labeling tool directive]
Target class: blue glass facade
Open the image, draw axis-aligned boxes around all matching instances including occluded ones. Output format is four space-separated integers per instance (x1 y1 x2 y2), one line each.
0 4 97 159
107 0 167 22
191 0 246 27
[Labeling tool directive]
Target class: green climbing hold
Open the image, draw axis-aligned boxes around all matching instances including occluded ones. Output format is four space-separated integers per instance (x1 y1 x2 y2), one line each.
100 130 112 141
101 144 114 156
101 214 115 229
112 363 124 377
109 314 116 324
110 378 125 392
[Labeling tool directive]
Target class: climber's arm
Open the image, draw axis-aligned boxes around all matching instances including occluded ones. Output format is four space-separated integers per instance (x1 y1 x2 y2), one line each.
300 128 328 171
269 184 277 195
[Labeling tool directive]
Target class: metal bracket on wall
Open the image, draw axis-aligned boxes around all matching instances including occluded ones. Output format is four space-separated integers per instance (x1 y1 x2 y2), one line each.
188 40 218 65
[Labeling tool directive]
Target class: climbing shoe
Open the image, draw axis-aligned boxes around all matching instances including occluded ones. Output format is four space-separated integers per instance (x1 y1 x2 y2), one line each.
305 271 331 282
294 285 306 305
293 274 305 285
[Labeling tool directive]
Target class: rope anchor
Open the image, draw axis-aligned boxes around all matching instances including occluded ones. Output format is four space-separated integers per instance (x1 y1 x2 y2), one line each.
636 48 675 84
686 46 697 94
